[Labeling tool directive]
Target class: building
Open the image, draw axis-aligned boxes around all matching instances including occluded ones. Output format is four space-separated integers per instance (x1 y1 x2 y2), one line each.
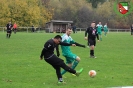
45 20 73 33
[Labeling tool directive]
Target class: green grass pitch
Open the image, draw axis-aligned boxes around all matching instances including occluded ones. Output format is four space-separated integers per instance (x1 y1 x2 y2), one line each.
0 32 133 88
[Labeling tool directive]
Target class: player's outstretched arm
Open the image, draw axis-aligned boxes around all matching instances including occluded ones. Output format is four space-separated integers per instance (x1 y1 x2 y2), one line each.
59 42 72 46
74 42 86 48
85 28 88 38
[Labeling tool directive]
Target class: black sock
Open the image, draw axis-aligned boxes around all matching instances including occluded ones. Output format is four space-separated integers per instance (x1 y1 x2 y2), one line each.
6 34 8 37
90 50 94 56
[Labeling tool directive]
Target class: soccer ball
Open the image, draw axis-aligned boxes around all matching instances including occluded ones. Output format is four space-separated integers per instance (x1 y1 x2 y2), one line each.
88 70 96 78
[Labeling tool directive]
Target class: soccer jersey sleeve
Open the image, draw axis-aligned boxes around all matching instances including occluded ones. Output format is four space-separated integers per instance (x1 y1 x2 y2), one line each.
85 28 89 37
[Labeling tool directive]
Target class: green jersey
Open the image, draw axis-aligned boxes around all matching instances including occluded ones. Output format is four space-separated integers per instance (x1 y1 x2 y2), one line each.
96 24 103 32
61 34 75 55
104 25 108 31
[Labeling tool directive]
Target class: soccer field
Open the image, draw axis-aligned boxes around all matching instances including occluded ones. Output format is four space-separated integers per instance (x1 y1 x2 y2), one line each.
0 32 133 88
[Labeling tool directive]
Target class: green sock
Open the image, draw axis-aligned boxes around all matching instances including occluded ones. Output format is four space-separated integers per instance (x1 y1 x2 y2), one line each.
72 61 79 69
100 37 102 41
61 70 67 75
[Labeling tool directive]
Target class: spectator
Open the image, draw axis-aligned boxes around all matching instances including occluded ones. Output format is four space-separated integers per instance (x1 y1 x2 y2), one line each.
31 25 35 32
131 24 133 35
13 22 17 34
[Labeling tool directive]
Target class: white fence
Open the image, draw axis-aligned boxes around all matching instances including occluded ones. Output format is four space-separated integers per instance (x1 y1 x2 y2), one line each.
0 27 43 33
0 27 131 33
76 28 131 33
108 28 130 32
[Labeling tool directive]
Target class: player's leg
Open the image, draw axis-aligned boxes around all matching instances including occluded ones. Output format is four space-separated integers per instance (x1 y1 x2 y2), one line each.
60 62 83 76
66 53 79 69
72 56 80 69
9 33 11 38
99 32 102 41
61 63 72 75
51 65 65 84
8 30 11 38
6 30 9 38
89 40 96 58
46 55 83 77
105 31 107 36
61 54 80 75
104 31 106 36
13 28 15 34
61 56 73 75
98 32 102 41
44 55 63 83
6 33 8 38
15 28 17 34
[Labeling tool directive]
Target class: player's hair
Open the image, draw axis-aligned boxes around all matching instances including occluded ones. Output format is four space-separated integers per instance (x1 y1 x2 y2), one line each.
92 21 95 23
66 27 72 30
54 35 62 40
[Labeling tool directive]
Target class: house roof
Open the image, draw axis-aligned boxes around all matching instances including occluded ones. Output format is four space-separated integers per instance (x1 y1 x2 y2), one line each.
46 20 73 24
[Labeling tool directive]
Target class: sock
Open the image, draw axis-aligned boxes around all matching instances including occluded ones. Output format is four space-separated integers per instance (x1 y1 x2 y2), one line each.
6 34 8 37
100 37 102 41
90 50 94 56
72 60 79 69
61 70 67 75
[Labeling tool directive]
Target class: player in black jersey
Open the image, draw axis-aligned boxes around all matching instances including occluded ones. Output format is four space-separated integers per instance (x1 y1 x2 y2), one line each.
85 22 99 58
6 21 13 38
40 35 83 84
131 24 133 35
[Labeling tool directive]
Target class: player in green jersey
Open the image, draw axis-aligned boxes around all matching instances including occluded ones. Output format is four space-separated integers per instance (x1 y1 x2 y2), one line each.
61 27 85 76
103 23 108 36
96 22 103 41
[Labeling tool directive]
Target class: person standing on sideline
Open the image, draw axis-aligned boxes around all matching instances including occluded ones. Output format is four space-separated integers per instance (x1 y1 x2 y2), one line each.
61 27 85 76
31 25 35 32
40 35 83 84
13 22 17 34
6 21 13 38
85 22 99 58
96 22 103 41
103 23 108 36
130 24 133 35
72 25 77 33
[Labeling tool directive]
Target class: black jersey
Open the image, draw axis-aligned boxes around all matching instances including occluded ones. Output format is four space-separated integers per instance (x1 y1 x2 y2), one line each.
40 39 72 59
85 27 99 40
6 23 13 30
131 26 133 31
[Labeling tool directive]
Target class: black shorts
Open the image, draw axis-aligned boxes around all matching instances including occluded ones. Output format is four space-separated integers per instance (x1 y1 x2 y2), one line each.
7 30 11 33
44 54 64 66
88 39 96 46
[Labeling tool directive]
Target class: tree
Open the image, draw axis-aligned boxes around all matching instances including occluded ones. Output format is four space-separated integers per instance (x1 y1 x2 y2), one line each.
0 0 52 27
77 6 94 27
86 0 106 8
0 0 10 26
